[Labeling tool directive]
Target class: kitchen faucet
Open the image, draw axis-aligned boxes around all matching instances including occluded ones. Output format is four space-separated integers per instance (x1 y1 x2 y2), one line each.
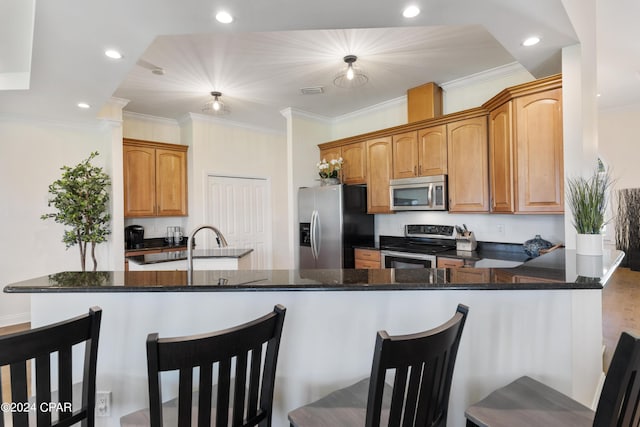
187 225 229 284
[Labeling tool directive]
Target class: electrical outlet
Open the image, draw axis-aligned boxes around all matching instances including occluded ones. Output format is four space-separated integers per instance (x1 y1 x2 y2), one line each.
497 224 505 235
96 391 111 417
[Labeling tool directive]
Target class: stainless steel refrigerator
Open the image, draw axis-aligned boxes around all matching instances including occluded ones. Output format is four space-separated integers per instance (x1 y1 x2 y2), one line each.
298 184 374 268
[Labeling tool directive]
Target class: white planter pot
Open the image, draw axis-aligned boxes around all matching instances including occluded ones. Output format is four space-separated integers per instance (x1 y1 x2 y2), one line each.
576 233 603 256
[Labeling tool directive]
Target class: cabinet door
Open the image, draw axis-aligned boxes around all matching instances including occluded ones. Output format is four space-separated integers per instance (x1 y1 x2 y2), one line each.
449 268 490 283
366 137 393 213
515 88 564 213
392 131 418 179
447 116 489 212
418 124 447 176
156 149 188 216
489 102 515 213
436 257 464 268
319 147 341 162
123 145 156 217
341 142 366 184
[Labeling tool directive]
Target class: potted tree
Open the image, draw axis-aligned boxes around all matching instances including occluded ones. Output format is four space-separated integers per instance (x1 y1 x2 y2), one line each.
566 169 613 256
41 152 111 271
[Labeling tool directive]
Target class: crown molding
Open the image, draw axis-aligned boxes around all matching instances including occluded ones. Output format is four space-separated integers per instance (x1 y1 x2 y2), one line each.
333 95 406 123
280 107 332 123
123 111 179 125
440 62 530 91
0 112 107 131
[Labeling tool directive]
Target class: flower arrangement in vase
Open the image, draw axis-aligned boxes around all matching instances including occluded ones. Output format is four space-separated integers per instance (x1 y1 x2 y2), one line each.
317 158 343 185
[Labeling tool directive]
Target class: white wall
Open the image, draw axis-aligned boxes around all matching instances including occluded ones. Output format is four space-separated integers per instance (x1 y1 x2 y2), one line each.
183 114 290 269
0 118 113 326
598 104 640 243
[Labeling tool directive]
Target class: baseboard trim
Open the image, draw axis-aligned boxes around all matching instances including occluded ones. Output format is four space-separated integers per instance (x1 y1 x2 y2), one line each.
592 371 606 409
0 312 30 328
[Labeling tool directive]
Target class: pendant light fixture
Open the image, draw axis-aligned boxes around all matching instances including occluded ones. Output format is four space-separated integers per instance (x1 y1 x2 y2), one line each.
334 55 368 88
202 91 229 115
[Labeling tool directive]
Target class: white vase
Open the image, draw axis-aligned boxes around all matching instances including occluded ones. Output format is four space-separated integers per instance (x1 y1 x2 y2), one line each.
576 233 603 256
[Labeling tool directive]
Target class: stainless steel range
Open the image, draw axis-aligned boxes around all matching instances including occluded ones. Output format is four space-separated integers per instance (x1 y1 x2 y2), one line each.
380 224 456 269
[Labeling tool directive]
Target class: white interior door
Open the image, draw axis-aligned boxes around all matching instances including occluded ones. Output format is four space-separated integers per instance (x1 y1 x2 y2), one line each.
206 175 272 269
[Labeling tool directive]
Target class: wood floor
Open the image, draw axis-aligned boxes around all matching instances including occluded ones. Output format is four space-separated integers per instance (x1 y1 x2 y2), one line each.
602 266 640 371
0 267 637 400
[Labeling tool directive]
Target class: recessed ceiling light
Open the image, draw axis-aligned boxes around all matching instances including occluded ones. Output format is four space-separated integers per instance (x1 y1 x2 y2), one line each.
77 102 91 109
215 11 233 23
104 49 123 59
522 36 541 47
402 6 420 18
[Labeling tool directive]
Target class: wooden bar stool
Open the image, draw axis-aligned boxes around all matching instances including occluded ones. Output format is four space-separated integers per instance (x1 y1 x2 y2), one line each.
288 304 468 427
120 305 286 427
465 331 640 427
0 306 102 427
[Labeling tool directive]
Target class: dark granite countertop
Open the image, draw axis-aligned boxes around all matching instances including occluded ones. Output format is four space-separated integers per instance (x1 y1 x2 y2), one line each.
4 249 624 293
127 248 253 265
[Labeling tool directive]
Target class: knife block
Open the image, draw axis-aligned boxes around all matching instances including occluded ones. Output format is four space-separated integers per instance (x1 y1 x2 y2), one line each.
456 232 477 252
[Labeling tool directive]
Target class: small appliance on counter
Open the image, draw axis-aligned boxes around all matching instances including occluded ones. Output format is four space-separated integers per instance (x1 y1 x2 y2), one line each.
455 224 477 252
125 225 144 249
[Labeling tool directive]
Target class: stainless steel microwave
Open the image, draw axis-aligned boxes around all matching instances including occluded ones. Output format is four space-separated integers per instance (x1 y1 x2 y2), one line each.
389 175 447 211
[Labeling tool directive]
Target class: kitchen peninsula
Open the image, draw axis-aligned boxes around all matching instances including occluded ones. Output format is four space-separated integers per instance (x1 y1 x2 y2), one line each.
5 248 624 427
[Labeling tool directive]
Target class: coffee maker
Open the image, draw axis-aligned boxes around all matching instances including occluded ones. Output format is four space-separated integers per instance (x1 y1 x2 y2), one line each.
125 225 145 249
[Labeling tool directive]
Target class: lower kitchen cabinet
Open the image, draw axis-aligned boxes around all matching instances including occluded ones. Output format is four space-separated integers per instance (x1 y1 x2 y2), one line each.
436 257 464 268
355 248 381 269
449 267 491 283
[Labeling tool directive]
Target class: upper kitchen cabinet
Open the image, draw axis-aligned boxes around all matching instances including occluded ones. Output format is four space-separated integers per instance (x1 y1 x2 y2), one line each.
407 82 443 123
319 142 366 184
319 146 341 163
123 139 188 218
392 131 418 179
392 125 447 179
366 136 393 213
447 114 489 212
418 124 447 176
485 75 564 214
341 141 366 184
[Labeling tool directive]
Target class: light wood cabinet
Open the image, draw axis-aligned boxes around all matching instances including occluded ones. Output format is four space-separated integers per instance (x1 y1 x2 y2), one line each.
392 126 447 179
486 82 564 214
489 101 515 212
355 248 381 269
449 268 491 283
515 88 564 213
447 116 489 212
407 82 443 123
436 257 464 268
123 139 188 218
392 131 418 179
418 124 447 176
341 142 366 184
366 137 393 213
319 147 341 163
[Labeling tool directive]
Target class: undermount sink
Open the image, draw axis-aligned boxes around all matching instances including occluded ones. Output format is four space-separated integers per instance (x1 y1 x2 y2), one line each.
473 258 523 268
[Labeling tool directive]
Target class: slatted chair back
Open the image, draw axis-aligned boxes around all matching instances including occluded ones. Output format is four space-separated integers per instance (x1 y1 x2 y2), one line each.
593 331 640 427
365 304 468 427
146 305 286 427
0 307 102 427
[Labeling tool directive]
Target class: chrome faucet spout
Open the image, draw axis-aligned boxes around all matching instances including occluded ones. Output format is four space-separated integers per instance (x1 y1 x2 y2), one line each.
187 225 229 284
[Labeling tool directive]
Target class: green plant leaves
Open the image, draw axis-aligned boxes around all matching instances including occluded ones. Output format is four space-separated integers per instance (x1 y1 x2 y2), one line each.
41 151 111 271
566 170 613 234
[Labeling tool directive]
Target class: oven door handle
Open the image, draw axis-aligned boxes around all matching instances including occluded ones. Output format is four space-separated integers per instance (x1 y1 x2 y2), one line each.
381 250 435 261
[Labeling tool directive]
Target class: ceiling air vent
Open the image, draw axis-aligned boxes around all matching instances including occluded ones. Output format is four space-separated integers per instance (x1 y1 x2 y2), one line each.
300 86 324 95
